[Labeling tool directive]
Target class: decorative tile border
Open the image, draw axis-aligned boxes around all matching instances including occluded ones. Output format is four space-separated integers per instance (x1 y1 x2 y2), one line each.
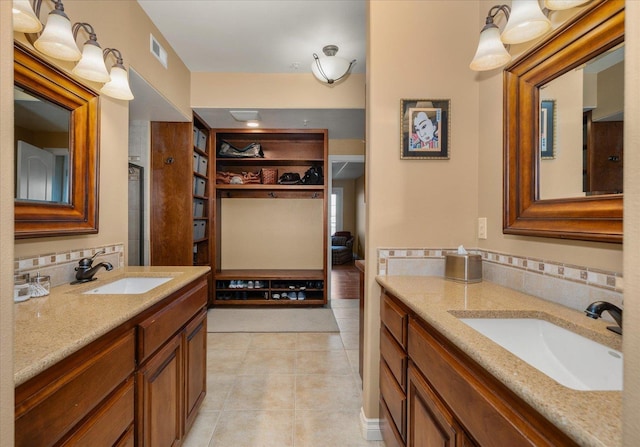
14 243 125 288
377 247 622 293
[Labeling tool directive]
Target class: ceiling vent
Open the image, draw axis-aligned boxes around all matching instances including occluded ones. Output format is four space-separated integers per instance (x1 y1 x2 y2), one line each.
150 34 168 68
229 111 261 121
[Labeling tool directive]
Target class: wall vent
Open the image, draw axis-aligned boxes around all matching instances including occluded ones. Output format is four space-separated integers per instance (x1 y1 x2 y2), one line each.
150 34 168 68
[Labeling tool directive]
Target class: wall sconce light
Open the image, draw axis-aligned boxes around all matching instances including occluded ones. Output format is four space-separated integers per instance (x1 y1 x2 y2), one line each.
101 48 134 101
32 0 82 61
311 45 356 85
543 0 592 10
12 0 43 33
71 22 110 83
470 0 551 72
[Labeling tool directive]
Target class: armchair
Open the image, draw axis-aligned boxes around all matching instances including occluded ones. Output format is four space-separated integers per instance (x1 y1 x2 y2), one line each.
331 231 354 265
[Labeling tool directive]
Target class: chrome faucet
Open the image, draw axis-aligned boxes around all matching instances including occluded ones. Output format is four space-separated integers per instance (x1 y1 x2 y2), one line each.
585 301 623 335
71 249 113 284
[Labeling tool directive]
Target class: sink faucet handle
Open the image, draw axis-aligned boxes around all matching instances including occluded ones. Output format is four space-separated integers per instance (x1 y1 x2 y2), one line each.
78 249 106 268
90 249 106 261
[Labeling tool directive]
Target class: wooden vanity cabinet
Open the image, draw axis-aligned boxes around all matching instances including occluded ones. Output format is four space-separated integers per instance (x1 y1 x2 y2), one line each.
15 276 208 447
379 292 408 447
137 278 208 447
380 290 579 447
15 329 136 447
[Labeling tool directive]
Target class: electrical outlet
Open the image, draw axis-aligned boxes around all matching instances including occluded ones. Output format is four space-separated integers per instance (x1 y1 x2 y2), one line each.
478 217 487 239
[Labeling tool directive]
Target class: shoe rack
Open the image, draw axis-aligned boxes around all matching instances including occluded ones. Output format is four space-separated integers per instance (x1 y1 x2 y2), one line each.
211 129 328 307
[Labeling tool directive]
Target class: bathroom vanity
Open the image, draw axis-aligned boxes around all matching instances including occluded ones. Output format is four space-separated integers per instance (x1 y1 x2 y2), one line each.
377 276 621 447
14 266 209 447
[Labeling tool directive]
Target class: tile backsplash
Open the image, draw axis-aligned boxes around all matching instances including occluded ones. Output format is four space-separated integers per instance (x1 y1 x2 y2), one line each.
15 243 124 288
377 247 623 314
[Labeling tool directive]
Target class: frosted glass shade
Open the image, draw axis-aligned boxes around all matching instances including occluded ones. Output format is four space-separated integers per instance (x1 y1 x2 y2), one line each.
72 41 111 83
311 55 353 84
501 0 551 44
469 25 512 71
12 0 43 33
544 0 592 10
100 65 134 100
34 10 81 61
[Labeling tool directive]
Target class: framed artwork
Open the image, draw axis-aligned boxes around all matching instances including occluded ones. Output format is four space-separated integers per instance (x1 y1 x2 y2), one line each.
400 99 450 159
540 99 556 159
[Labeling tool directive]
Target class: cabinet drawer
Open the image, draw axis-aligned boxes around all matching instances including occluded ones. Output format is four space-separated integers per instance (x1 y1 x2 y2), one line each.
138 278 207 362
380 361 406 441
15 330 135 447
408 318 575 447
380 327 407 391
381 293 407 348
61 378 134 446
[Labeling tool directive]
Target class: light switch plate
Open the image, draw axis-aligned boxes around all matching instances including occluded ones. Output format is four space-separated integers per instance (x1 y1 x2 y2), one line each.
478 217 487 239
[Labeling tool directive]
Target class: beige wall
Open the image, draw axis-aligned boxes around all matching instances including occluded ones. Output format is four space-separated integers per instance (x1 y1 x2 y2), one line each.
333 179 357 236
1 2 15 445
364 0 481 417
623 2 640 445
13 0 192 260
329 138 365 156
192 72 364 109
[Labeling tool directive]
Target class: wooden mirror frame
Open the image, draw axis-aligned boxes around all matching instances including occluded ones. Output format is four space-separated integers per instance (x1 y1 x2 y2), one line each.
503 0 623 243
14 42 99 238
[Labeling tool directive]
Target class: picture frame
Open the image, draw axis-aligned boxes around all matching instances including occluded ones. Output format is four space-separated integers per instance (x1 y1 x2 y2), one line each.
400 99 450 159
540 99 556 159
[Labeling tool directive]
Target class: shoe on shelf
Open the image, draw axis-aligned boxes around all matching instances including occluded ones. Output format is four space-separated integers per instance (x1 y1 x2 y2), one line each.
289 292 297 300
247 281 254 289
272 293 280 300
297 291 306 300
281 292 289 300
255 280 263 288
229 280 236 288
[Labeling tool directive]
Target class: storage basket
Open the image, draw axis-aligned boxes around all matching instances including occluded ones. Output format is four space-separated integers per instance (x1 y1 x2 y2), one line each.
261 168 278 184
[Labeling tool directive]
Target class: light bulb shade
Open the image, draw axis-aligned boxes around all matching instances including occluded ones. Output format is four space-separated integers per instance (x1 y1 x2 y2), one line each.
544 0 591 10
34 10 81 61
100 65 134 100
12 0 43 33
501 0 551 44
311 51 354 84
72 41 111 83
469 25 512 71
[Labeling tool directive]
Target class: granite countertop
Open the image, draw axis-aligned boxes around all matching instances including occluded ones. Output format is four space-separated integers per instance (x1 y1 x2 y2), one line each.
376 275 621 447
14 266 210 386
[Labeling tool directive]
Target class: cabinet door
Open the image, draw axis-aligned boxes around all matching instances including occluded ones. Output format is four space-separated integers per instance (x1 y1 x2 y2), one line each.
184 308 207 432
137 333 183 447
407 364 464 447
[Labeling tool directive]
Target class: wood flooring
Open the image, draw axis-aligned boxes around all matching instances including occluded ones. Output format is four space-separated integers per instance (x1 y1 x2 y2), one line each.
331 262 360 299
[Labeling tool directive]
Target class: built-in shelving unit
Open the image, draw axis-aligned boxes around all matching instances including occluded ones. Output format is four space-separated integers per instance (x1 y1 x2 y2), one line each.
212 129 328 307
150 114 213 302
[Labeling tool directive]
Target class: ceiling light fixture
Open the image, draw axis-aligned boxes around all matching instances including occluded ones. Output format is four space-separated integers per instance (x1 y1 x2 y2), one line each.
101 48 134 100
311 45 356 85
470 1 555 71
71 22 110 83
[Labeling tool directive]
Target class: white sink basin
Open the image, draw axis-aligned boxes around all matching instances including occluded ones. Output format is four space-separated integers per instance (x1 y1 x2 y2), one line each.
82 277 173 295
459 318 622 391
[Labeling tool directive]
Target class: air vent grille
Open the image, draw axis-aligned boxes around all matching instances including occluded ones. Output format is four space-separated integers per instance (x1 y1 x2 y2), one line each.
150 34 168 68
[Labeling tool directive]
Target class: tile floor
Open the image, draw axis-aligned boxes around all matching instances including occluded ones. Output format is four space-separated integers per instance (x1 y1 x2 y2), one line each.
183 297 385 447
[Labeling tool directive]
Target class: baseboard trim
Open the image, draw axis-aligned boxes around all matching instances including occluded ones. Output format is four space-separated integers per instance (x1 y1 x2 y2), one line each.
359 407 383 441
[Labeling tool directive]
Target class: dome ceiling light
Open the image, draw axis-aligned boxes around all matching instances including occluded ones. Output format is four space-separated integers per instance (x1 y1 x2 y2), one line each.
311 45 356 85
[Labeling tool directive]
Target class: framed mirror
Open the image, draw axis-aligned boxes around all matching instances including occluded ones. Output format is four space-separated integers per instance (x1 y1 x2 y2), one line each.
14 42 99 238
503 0 623 243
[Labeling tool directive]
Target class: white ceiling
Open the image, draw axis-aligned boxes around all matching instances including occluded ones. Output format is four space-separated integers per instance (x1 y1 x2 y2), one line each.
136 0 366 74
130 0 367 141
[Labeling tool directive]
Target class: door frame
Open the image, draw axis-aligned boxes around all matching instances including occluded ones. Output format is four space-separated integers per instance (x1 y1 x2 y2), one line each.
327 154 365 304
